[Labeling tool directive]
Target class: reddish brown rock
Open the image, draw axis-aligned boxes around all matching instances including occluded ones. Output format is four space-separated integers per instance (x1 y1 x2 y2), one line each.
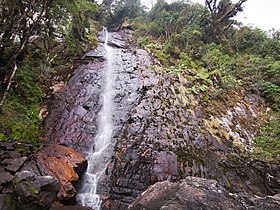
37 144 87 201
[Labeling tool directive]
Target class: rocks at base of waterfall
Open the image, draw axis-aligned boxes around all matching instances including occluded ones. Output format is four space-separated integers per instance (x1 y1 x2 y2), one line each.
50 202 93 210
0 194 16 210
83 43 106 59
128 177 280 210
2 157 28 172
0 141 33 196
13 171 60 210
51 206 93 210
0 172 13 185
0 141 88 208
37 144 88 201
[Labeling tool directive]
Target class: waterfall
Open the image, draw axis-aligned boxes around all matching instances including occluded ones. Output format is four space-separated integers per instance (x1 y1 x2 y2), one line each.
77 28 115 210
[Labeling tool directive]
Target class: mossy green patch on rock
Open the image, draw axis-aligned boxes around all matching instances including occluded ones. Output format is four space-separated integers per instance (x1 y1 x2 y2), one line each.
28 186 40 195
204 117 232 143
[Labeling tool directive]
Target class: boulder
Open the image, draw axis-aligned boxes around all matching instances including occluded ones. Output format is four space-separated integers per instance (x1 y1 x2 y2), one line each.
108 32 127 48
37 144 87 201
83 44 106 59
51 206 92 210
128 177 280 210
50 201 92 210
13 170 60 210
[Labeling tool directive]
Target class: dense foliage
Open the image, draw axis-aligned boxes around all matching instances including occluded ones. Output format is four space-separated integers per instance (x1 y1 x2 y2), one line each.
0 0 99 143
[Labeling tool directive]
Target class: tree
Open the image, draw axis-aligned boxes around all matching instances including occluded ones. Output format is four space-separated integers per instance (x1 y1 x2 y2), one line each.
0 0 98 111
106 0 145 29
0 0 50 110
204 0 247 44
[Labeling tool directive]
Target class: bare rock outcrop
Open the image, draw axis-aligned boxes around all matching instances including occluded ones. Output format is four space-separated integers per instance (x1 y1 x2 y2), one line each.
128 177 280 210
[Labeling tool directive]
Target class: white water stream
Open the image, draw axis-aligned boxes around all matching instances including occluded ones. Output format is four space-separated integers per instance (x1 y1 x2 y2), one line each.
77 29 115 210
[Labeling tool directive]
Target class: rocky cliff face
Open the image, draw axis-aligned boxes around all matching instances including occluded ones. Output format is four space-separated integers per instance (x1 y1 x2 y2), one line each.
42 29 280 210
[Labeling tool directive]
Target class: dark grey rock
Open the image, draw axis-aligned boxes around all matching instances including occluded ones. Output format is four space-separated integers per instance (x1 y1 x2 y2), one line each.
128 177 280 210
108 32 127 48
0 166 5 172
0 172 13 185
50 203 92 210
13 171 60 210
3 157 27 172
235 193 280 210
152 151 179 182
83 43 106 58
2 183 13 194
7 151 21 159
0 194 16 210
20 160 41 176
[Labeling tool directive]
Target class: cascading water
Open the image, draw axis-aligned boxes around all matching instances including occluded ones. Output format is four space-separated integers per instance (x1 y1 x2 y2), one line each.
77 29 115 210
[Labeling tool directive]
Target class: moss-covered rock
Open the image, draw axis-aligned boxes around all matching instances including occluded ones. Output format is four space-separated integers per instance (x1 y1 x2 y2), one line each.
0 194 16 210
12 171 60 210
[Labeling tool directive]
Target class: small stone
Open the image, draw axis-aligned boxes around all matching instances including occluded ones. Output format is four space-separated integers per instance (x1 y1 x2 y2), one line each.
7 151 21 159
20 160 41 176
83 44 106 58
0 166 5 173
0 172 13 185
3 157 27 172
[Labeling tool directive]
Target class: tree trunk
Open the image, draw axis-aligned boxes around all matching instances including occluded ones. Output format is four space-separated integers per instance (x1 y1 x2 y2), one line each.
0 63 17 111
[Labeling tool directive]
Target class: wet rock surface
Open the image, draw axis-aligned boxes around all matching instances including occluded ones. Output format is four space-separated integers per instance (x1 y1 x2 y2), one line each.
0 141 35 199
0 194 16 210
44 29 136 153
128 177 280 210
43 28 280 210
13 170 59 210
0 141 87 208
83 43 106 59
37 144 87 201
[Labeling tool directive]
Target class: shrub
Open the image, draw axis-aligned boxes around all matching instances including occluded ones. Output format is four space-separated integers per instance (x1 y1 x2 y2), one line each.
253 111 280 162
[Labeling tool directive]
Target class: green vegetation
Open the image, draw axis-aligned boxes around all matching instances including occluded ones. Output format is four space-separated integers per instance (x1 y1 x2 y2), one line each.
0 0 279 162
0 0 100 143
28 186 41 195
126 0 280 103
253 112 280 162
105 0 279 162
